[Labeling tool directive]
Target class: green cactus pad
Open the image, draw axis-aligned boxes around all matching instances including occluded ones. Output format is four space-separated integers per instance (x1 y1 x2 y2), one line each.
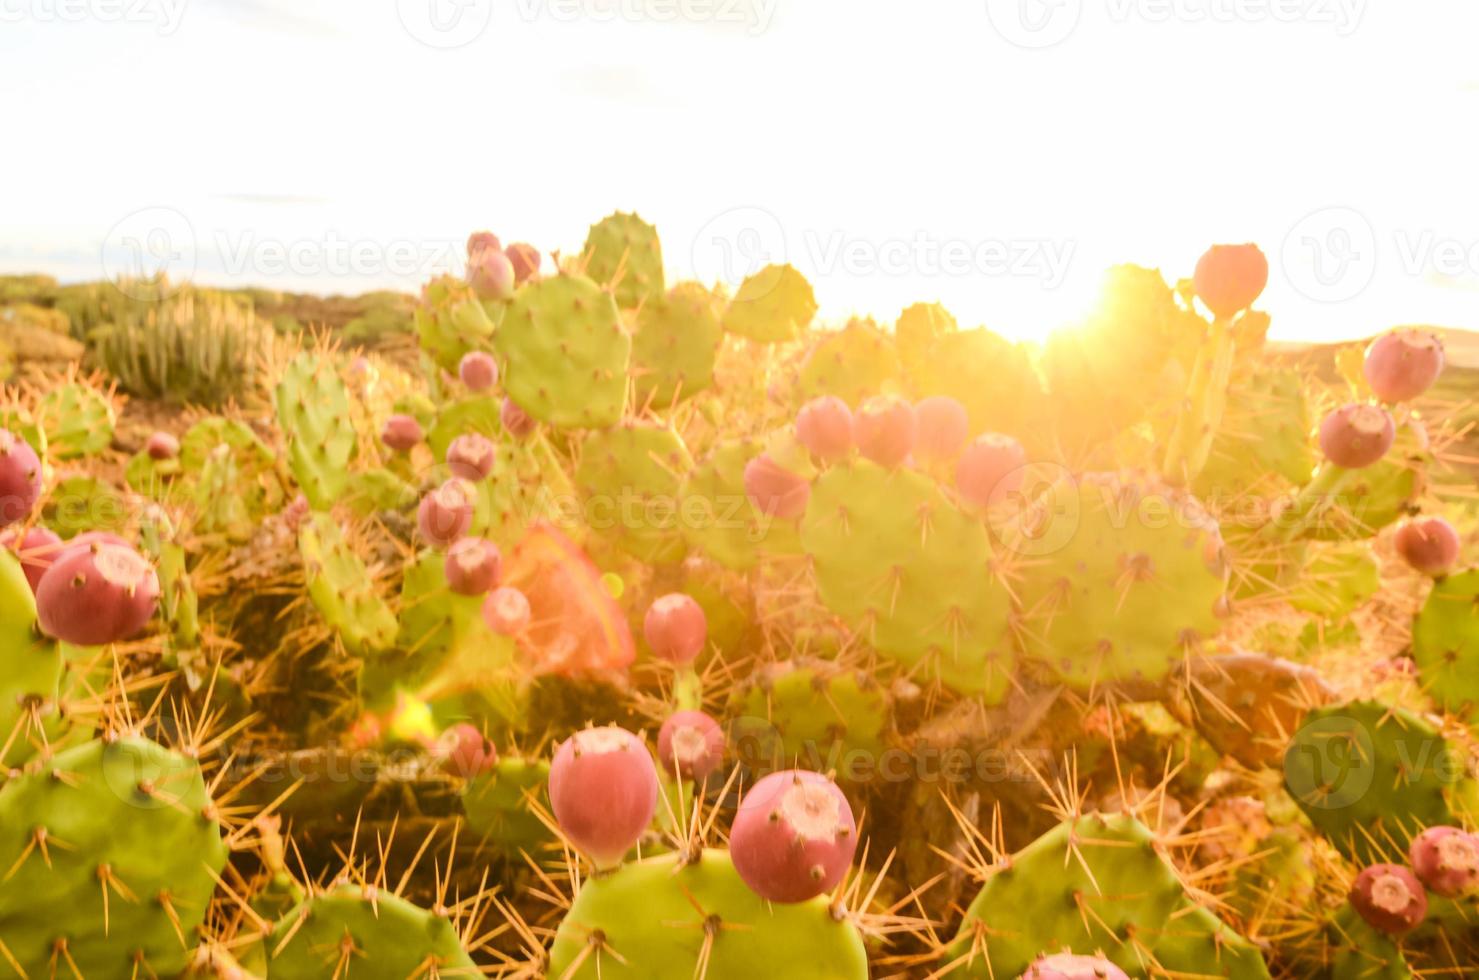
274 351 357 511
1012 472 1227 690
495 273 630 429
1327 905 1412 979
1412 568 1479 719
1286 542 1380 619
0 551 63 768
300 513 397 656
1283 700 1478 863
797 318 902 407
677 438 802 570
894 301 957 370
548 849 869 980
267 884 476 978
575 422 693 563
631 282 722 407
582 211 664 310
415 274 499 372
0 736 228 978
721 264 817 343
1197 368 1314 498
36 381 115 459
800 460 1015 698
728 657 889 782
460 756 551 852
1303 420 1429 541
909 328 1046 447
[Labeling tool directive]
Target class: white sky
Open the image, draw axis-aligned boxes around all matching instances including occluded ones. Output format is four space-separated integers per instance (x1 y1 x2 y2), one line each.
2 0 1477 343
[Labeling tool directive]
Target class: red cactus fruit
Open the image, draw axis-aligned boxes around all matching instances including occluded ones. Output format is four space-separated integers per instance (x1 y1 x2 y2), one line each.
853 395 916 468
501 397 536 439
1394 516 1461 577
446 433 497 481
417 479 475 548
1021 953 1131 980
913 395 969 463
955 433 1027 507
730 769 858 903
380 414 423 452
1319 403 1396 469
1349 863 1428 935
505 242 541 285
282 494 310 531
444 536 501 596
1364 329 1444 403
467 230 501 258
743 454 811 520
795 396 854 463
437 723 498 779
0 428 42 528
0 525 62 592
146 431 180 461
657 710 725 781
1193 243 1268 320
469 249 516 301
549 726 658 869
643 592 707 664
482 585 531 636
458 351 499 392
35 540 160 647
1409 826 1479 898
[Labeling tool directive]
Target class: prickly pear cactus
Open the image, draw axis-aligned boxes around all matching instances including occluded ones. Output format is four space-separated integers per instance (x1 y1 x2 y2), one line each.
0 736 228 978
797 317 901 407
548 849 869 979
274 351 357 510
461 756 552 851
575 422 693 562
36 381 116 459
728 657 889 779
0 550 63 767
267 884 477 978
495 273 630 429
1197 367 1314 497
678 438 802 570
631 281 722 406
415 274 498 372
299 513 397 655
1411 568 1479 719
582 211 664 310
721 264 817 343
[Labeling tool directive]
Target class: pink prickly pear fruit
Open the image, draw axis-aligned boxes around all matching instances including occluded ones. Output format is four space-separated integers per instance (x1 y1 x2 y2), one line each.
468 249 516 301
795 396 854 463
1364 329 1444 403
1319 403 1395 469
913 395 969 463
146 431 180 461
35 540 160 646
743 454 811 520
482 585 531 635
380 414 424 452
852 395 916 468
0 429 43 528
437 723 498 779
657 710 725 781
0 525 63 592
955 434 1027 507
467 230 501 258
643 592 707 664
1394 517 1461 577
1349 863 1428 935
1409 826 1479 898
501 397 536 439
444 536 501 596
282 494 310 531
1193 243 1268 320
505 242 541 285
549 726 659 869
1021 953 1131 980
458 351 499 392
730 769 858 903
417 479 475 548
446 433 497 481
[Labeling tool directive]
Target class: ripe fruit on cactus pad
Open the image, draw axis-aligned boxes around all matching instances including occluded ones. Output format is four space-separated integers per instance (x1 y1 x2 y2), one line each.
1022 953 1131 980
852 395 916 468
468 248 516 301
444 536 501 595
437 722 498 779
1319 403 1395 469
0 428 42 527
643 592 707 664
482 585 531 635
1364 328 1444 402
743 453 811 519
459 350 499 391
418 478 475 548
1193 243 1268 319
467 230 501 257
506 242 540 284
956 433 1027 507
795 395 854 462
146 430 179 460
1409 826 1479 898
1393 516 1460 576
913 395 969 462
549 726 658 869
501 396 535 438
730 769 857 903
1349 864 1428 934
657 709 724 780
380 413 423 451
0 524 61 592
35 540 160 646
446 432 497 480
